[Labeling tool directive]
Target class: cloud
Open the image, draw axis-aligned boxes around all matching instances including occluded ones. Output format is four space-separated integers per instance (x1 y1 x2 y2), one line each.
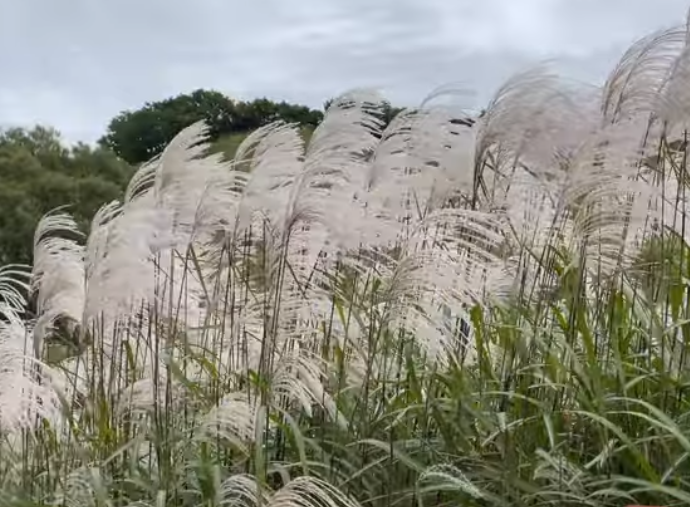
0 0 688 144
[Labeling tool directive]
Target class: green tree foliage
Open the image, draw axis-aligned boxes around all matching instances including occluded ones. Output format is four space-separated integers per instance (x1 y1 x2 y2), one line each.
232 97 322 131
0 126 133 265
99 89 235 165
99 89 324 164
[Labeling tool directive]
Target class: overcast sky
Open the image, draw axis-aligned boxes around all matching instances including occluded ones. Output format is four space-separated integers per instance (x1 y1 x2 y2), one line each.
0 0 688 144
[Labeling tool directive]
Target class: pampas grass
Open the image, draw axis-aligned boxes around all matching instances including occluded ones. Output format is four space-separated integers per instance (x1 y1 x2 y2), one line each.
6 15 690 507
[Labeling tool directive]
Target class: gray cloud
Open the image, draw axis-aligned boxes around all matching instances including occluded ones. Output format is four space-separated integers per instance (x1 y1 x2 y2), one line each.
0 0 688 143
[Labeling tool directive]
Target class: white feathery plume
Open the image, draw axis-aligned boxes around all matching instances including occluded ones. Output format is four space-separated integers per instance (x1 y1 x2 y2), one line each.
380 209 504 364
0 305 62 434
154 122 205 240
226 95 389 368
339 339 407 391
49 466 109 507
470 71 600 305
654 174 690 247
83 200 122 283
489 166 571 306
235 121 306 228
194 355 341 451
268 476 362 507
290 90 385 256
562 118 665 278
218 475 362 507
81 201 185 395
82 189 173 332
195 391 259 454
114 367 184 416
218 474 267 507
250 90 387 300
475 67 600 209
603 25 686 124
209 168 250 241
155 121 244 248
84 126 232 344
470 73 598 306
655 46 690 130
125 155 160 203
31 210 85 356
475 67 555 164
484 255 536 306
499 166 561 248
572 173 663 279
368 106 477 223
418 464 485 500
85 128 226 334
0 264 30 313
654 17 690 134
229 124 314 342
271 351 341 423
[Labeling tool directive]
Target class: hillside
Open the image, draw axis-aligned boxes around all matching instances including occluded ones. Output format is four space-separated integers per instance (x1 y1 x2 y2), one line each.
210 132 249 160
211 126 315 160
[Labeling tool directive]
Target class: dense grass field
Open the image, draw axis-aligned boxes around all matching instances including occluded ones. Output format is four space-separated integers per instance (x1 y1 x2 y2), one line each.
4 18 690 507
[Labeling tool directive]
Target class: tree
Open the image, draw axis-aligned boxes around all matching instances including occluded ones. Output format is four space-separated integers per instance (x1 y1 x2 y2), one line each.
99 90 323 165
232 98 322 131
0 126 133 265
99 89 236 165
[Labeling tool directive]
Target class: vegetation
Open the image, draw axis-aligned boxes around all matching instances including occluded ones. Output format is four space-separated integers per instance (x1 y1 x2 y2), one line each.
4 17 690 507
0 95 330 266
0 126 133 265
210 126 315 161
99 89 324 165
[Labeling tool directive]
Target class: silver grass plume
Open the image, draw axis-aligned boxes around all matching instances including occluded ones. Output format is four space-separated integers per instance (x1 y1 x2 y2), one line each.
603 25 687 124
31 209 85 357
0 304 62 434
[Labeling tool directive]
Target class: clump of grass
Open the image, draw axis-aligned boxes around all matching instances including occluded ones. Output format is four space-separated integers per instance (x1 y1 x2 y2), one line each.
4 17 690 507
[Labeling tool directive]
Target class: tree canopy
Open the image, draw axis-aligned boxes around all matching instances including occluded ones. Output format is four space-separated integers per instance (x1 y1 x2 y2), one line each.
0 126 133 265
99 89 324 165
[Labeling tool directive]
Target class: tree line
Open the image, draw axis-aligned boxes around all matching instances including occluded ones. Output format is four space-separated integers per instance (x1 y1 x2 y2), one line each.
99 89 326 165
0 89 403 266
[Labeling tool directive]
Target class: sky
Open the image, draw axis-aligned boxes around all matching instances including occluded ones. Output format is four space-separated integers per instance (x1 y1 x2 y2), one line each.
0 0 688 145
